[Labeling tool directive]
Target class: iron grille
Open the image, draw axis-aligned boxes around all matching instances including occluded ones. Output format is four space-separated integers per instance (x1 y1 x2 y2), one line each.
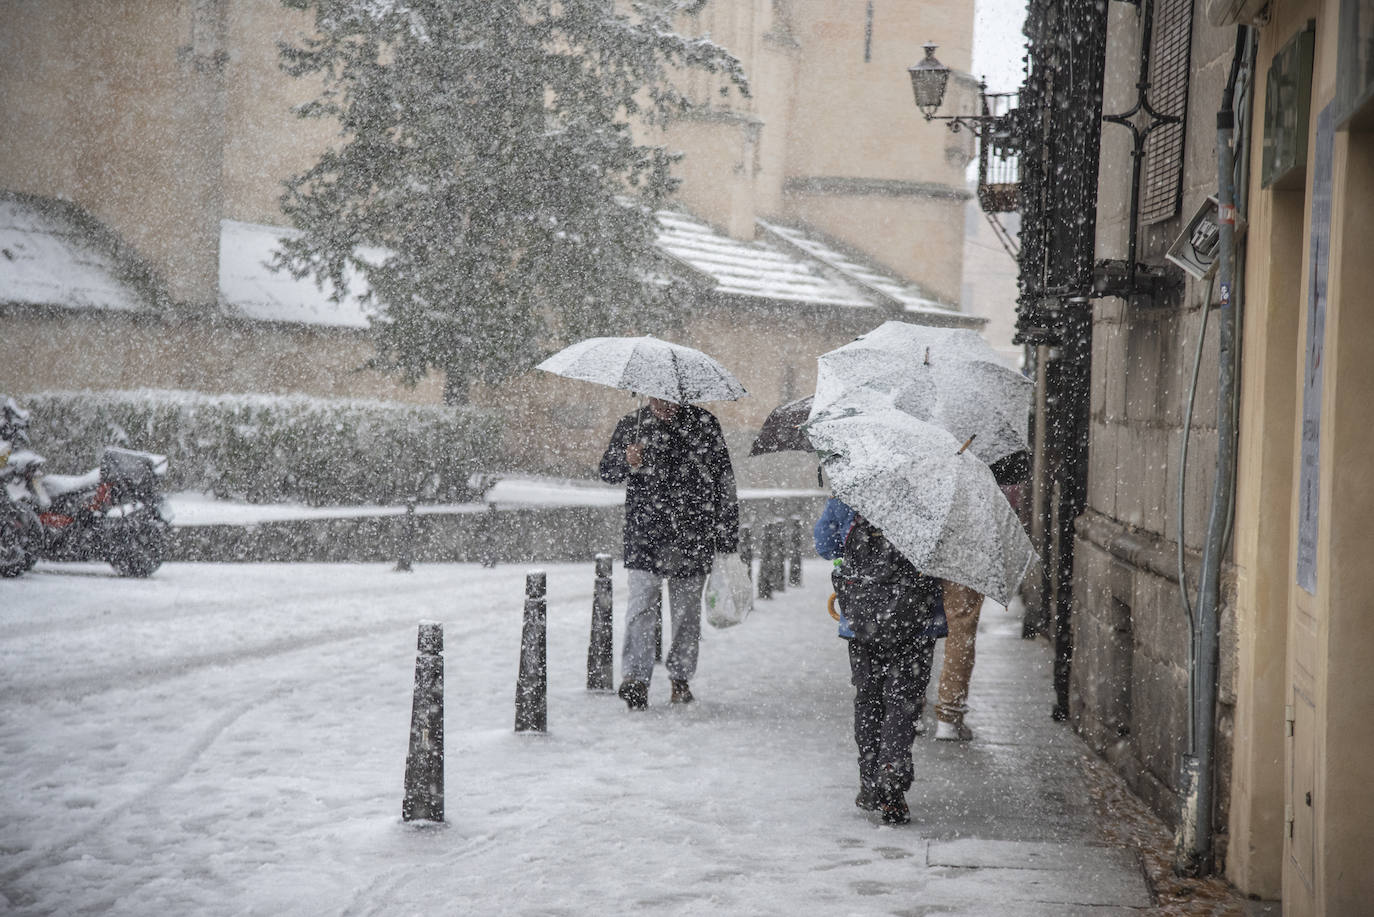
1140 0 1194 225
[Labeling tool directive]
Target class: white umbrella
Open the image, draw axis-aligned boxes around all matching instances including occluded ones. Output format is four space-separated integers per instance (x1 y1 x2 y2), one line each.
810 321 1031 466
536 336 747 404
805 408 1036 605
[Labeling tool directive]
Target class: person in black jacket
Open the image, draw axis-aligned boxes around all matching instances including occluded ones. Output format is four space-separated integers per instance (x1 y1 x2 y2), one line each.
599 397 739 710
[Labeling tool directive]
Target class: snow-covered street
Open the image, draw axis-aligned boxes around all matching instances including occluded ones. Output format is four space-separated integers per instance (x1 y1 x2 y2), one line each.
0 559 903 915
3 558 1264 915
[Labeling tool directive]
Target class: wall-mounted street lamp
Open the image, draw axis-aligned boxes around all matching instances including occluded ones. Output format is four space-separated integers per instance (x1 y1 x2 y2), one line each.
908 43 1014 145
908 42 1022 219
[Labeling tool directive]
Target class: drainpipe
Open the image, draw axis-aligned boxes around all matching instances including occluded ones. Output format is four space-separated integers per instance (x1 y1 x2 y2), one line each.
1177 25 1249 877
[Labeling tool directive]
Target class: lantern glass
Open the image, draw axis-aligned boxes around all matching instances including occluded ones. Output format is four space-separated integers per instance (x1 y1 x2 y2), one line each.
908 43 950 118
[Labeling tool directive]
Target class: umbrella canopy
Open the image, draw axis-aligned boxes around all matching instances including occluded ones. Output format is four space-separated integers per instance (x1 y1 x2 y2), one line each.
810 321 1032 466
536 336 747 404
749 395 813 456
805 408 1036 605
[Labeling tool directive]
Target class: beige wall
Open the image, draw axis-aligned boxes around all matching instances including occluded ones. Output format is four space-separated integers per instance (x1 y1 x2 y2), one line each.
0 1 228 305
1226 1 1374 913
0 310 444 404
476 298 893 487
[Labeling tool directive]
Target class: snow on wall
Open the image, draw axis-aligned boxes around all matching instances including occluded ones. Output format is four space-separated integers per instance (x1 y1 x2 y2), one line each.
0 197 142 312
218 219 378 329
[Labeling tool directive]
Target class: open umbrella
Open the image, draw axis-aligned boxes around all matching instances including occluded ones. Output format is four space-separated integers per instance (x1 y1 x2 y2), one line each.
536 336 746 404
749 395 813 456
804 408 1036 605
810 321 1032 467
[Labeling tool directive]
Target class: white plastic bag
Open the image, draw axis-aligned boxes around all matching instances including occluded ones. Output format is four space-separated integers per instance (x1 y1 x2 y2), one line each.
703 553 753 628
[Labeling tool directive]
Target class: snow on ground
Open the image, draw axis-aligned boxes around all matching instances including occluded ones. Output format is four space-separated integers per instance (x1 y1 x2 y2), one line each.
1 558 961 916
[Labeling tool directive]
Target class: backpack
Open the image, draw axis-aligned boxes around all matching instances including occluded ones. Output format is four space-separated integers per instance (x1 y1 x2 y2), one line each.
832 514 941 647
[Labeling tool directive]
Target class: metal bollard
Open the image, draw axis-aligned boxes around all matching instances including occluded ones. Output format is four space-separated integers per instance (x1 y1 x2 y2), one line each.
587 554 614 692
738 523 753 579
788 515 803 586
515 572 547 733
402 621 444 822
757 522 775 599
395 498 417 572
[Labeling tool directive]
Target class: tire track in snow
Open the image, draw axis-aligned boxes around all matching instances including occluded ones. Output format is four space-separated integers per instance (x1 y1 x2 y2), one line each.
4 616 489 703
0 684 291 898
0 569 529 642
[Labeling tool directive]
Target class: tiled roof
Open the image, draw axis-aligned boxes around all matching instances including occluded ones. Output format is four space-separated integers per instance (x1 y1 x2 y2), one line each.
756 219 956 318
654 210 875 308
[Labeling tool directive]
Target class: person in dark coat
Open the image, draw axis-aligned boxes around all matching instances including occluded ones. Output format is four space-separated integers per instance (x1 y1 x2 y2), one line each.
599 397 739 709
815 496 942 825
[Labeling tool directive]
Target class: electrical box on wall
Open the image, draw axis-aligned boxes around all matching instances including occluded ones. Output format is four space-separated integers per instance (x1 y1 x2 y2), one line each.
1166 196 1222 280
1262 22 1316 189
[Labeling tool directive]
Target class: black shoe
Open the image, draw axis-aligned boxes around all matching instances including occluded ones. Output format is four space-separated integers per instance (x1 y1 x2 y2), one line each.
618 680 648 710
670 679 694 704
879 790 911 825
855 785 881 812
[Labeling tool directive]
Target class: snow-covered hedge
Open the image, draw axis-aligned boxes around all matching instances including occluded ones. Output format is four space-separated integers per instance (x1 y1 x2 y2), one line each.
18 389 502 506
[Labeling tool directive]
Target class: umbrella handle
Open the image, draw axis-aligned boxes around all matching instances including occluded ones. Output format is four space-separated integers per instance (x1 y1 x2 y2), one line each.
827 593 840 622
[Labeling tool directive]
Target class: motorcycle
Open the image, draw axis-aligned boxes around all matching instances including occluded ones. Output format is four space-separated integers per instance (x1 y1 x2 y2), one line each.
1 397 172 578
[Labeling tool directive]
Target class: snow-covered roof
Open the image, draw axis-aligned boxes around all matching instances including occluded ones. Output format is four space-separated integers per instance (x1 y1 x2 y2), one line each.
654 210 874 308
0 196 142 312
219 219 377 329
1 194 978 330
756 219 960 320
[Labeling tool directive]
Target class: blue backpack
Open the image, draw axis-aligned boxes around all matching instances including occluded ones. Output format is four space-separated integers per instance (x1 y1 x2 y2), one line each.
832 515 942 647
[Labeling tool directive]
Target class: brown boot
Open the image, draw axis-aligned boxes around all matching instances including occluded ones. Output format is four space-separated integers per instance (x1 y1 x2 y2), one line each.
670 679 694 704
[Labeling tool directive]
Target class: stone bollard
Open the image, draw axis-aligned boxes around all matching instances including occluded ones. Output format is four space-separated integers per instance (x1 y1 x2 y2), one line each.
738 523 753 579
767 519 788 595
515 572 547 733
788 515 803 587
402 621 444 822
757 522 775 600
479 503 499 568
587 554 614 692
395 498 417 572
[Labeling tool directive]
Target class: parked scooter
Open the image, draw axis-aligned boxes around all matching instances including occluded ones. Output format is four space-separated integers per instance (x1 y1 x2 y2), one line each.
0 397 172 578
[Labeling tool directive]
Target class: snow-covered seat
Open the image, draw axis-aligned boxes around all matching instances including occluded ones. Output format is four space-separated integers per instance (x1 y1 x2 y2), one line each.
42 468 100 498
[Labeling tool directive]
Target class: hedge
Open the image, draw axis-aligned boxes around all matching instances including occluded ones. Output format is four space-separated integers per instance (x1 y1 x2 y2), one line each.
16 389 502 506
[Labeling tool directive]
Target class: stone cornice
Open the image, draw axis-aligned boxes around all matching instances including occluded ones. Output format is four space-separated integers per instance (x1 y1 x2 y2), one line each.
782 176 972 201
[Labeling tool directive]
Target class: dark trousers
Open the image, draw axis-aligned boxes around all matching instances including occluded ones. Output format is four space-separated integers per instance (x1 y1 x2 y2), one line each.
849 636 935 793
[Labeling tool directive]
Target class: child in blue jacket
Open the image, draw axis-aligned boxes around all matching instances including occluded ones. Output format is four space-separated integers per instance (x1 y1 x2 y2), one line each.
814 496 945 823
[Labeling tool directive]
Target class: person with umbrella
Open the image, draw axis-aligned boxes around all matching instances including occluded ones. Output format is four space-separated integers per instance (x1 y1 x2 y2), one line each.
537 336 747 711
599 396 740 709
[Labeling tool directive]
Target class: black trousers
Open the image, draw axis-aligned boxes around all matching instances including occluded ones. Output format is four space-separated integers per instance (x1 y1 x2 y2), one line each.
849 636 936 792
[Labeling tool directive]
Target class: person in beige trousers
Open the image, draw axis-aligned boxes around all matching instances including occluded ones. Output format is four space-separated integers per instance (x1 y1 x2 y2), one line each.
934 580 983 740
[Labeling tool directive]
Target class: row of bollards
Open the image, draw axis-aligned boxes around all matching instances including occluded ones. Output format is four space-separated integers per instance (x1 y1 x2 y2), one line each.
400 519 806 822
751 516 804 598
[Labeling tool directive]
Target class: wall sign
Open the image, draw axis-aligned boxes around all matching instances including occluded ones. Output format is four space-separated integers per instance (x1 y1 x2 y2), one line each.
1296 104 1333 594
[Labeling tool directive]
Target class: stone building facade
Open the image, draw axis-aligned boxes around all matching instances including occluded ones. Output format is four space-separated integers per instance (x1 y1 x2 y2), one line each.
0 1 989 485
1047 0 1374 912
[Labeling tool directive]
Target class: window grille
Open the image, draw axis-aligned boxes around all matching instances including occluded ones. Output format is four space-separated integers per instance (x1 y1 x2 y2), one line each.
1140 0 1194 225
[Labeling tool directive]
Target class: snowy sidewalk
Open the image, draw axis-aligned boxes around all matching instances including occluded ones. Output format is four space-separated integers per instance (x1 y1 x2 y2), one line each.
1 559 1245 915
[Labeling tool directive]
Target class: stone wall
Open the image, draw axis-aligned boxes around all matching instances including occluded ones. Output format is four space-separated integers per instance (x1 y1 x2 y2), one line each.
169 494 830 566
1070 0 1238 864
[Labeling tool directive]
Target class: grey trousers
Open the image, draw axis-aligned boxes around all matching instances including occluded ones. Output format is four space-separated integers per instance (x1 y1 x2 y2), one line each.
623 568 706 684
